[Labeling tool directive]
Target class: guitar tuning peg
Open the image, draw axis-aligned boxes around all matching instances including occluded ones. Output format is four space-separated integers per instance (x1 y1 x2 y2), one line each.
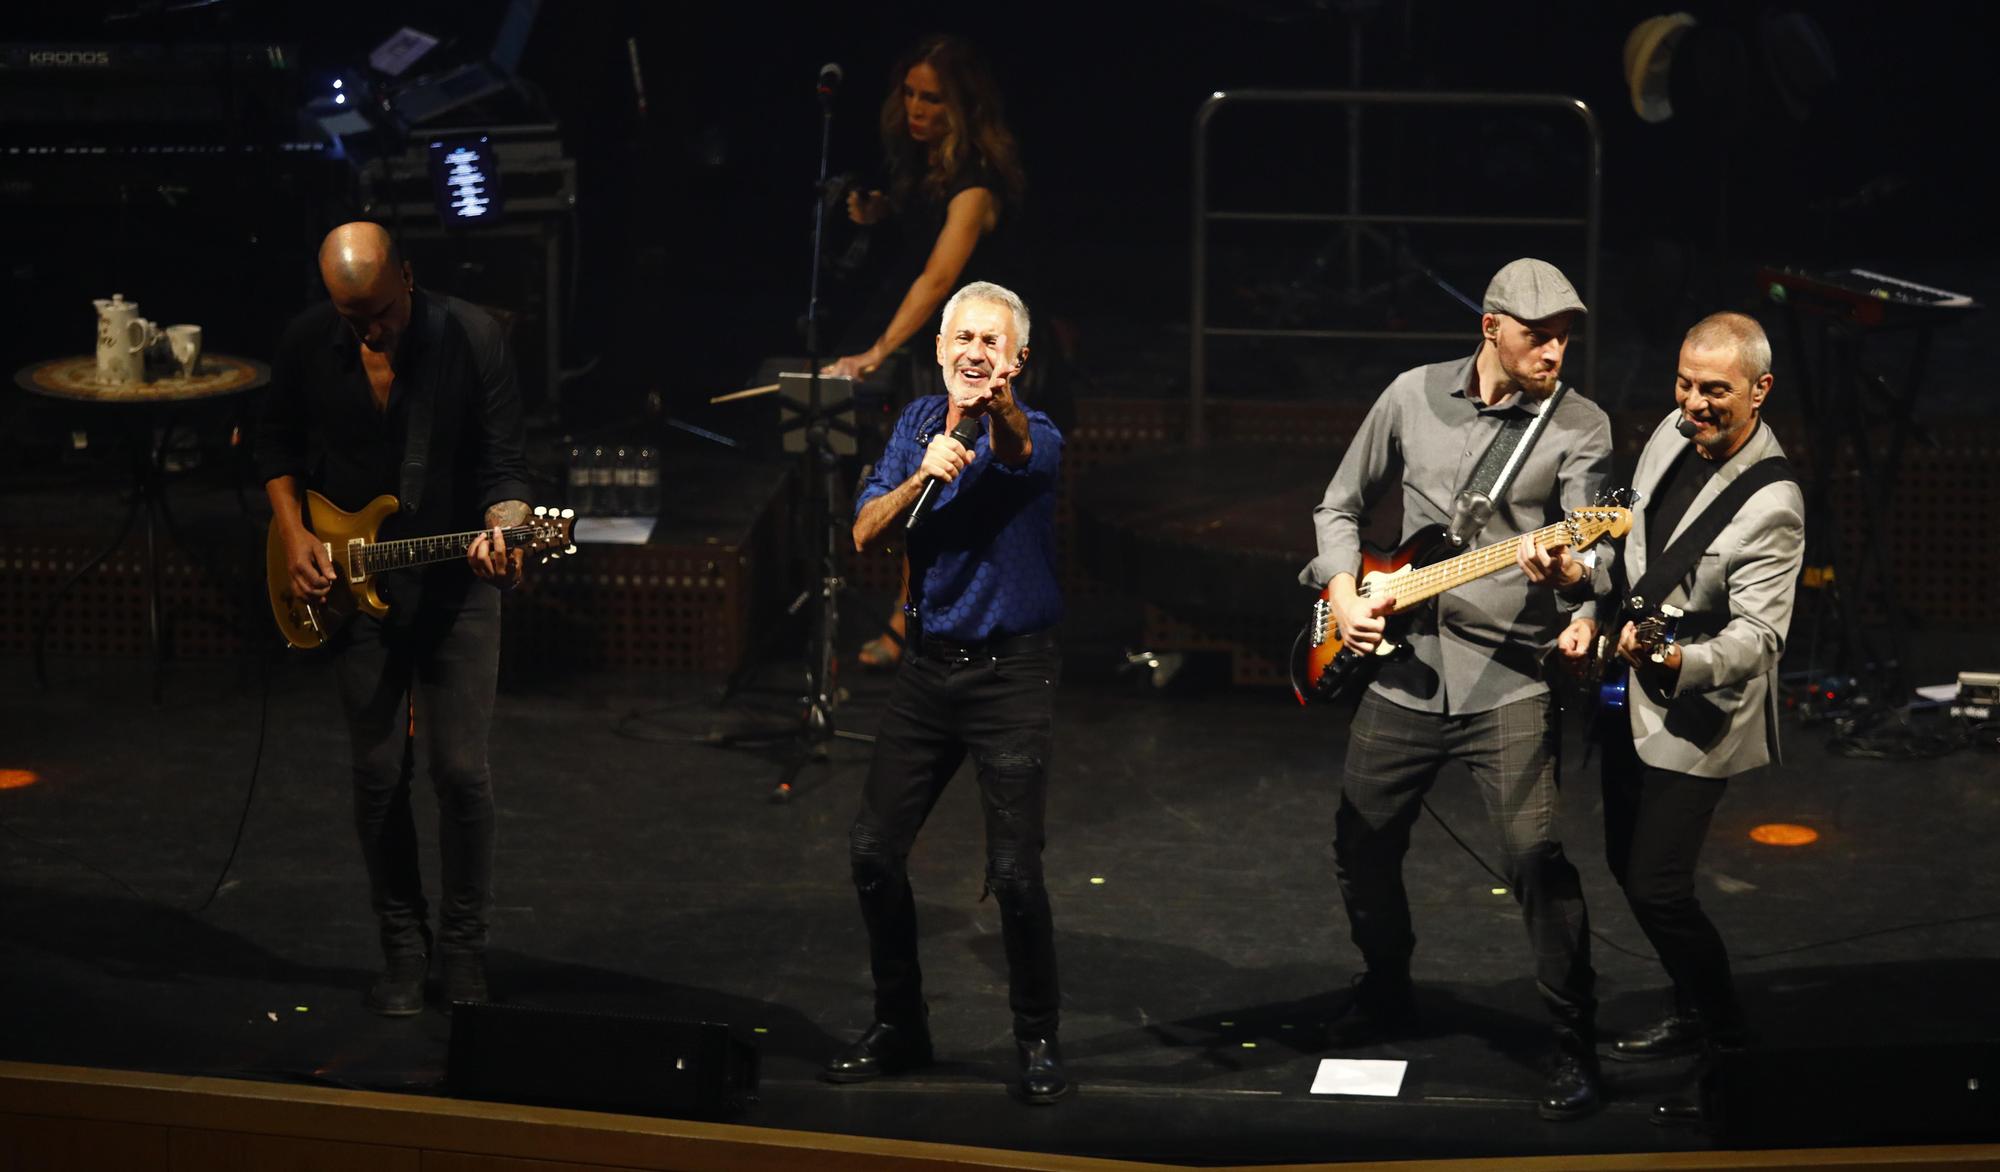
565 544 577 554
561 508 575 519
534 506 547 517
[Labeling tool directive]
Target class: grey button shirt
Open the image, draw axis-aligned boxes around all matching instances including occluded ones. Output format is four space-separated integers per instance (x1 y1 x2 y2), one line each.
1299 352 1615 716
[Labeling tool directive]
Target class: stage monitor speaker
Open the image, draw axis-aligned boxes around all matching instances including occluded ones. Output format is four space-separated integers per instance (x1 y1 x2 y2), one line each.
446 1001 759 1119
1707 1041 1999 1147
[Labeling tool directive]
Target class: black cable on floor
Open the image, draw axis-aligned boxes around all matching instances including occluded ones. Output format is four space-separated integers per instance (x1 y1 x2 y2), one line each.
1420 796 2000 966
2 642 276 914
1419 797 1658 962
189 642 276 913
0 818 149 902
1737 909 2000 961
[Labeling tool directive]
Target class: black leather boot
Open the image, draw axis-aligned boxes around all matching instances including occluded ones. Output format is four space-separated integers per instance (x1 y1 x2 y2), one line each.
822 1019 934 1083
365 953 428 1017
1013 1036 1073 1104
1539 1028 1604 1121
1608 1011 1707 1062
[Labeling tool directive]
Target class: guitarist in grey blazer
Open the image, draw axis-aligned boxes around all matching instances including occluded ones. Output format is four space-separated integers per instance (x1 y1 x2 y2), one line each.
1597 312 1805 1124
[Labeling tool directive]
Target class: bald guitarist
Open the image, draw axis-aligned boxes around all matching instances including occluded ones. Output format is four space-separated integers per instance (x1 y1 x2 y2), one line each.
254 222 531 1017
1300 259 1615 1120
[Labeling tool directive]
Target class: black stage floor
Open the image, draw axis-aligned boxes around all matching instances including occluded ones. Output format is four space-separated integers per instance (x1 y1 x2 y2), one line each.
5 627 2000 1166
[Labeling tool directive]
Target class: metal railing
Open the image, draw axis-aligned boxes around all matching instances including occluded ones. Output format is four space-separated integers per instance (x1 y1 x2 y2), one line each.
1191 90 1603 447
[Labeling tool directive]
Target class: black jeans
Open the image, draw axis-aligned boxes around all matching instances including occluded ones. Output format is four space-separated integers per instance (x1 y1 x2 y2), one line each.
332 584 500 961
848 636 1060 1039
1601 727 1743 1033
1334 690 1596 1029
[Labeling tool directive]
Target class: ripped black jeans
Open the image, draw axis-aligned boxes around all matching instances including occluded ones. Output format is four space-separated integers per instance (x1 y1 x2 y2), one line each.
848 639 1060 1039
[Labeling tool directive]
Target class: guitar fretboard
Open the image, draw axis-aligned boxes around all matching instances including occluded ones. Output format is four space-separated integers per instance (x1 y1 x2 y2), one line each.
354 526 534 574
1372 520 1577 613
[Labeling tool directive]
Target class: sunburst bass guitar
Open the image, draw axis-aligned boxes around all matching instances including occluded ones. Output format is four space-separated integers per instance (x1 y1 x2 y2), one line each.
1290 504 1631 704
266 491 577 650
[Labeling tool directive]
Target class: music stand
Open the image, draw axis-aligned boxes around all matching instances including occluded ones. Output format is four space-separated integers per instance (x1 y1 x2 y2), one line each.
700 78 889 803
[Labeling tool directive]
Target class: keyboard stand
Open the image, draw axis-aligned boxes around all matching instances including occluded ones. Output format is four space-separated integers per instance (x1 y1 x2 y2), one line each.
1769 297 1941 713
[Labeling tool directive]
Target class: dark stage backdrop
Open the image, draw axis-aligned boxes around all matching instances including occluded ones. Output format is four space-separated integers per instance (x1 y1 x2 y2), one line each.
3 1 1991 430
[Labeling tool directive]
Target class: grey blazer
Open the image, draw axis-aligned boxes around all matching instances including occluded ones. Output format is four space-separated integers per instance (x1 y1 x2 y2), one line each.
1622 413 1806 778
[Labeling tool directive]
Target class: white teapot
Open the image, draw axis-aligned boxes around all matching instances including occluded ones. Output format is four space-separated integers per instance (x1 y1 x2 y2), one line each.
95 293 147 384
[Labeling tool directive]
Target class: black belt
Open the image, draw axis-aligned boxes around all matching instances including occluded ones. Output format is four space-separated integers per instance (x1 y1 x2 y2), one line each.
915 629 1055 663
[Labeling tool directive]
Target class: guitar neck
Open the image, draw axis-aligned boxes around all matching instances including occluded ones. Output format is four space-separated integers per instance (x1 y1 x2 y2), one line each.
1387 520 1574 613
354 526 535 574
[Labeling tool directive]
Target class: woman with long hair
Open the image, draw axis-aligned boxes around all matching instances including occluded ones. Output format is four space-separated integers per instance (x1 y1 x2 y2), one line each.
822 34 1025 384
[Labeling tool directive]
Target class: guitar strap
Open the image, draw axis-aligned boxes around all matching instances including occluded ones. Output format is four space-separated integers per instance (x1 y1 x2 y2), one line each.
1447 382 1570 547
1623 456 1795 610
397 291 452 514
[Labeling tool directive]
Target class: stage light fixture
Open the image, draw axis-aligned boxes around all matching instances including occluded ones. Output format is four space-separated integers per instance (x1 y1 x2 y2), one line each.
1749 823 1820 847
1622 12 1697 123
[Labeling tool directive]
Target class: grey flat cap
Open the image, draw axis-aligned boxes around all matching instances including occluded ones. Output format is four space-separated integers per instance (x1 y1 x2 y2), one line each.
1482 258 1587 321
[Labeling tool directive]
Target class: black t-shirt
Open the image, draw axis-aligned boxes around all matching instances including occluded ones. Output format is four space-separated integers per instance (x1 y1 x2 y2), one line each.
842 156 1024 353
897 157 1019 295
1645 431 1732 555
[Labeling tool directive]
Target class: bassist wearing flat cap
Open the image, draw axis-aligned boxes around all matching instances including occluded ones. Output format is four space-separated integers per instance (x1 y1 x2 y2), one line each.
1299 258 1619 1120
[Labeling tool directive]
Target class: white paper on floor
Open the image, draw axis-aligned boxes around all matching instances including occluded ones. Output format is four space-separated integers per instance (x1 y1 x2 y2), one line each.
1310 1058 1408 1097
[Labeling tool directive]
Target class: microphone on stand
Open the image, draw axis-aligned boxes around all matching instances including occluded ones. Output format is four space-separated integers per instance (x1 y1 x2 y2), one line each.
1676 416 1700 438
907 416 982 531
816 62 843 103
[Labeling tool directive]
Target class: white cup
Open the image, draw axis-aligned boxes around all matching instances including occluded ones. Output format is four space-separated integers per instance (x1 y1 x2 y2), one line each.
165 324 202 378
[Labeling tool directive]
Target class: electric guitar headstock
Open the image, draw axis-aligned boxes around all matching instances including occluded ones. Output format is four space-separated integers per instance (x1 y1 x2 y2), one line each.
1626 598 1685 666
523 506 579 565
1560 499 1633 552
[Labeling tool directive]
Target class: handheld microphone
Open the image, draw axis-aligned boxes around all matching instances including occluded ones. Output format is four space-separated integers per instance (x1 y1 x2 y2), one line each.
1676 416 1700 438
816 62 843 101
907 416 982 531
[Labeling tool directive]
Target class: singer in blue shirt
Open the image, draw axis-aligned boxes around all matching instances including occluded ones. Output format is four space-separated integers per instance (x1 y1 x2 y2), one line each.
823 281 1071 1104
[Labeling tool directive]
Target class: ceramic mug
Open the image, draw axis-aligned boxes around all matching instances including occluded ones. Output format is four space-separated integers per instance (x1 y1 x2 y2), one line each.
165 324 202 379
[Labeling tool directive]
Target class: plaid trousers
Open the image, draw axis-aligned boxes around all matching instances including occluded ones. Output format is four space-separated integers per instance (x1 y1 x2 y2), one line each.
1334 689 1595 1023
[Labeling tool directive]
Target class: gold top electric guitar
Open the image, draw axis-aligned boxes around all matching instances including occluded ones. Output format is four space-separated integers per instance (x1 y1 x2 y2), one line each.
266 490 577 650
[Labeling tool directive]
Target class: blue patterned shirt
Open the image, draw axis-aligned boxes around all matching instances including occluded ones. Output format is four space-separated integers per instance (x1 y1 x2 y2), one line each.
857 394 1064 642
